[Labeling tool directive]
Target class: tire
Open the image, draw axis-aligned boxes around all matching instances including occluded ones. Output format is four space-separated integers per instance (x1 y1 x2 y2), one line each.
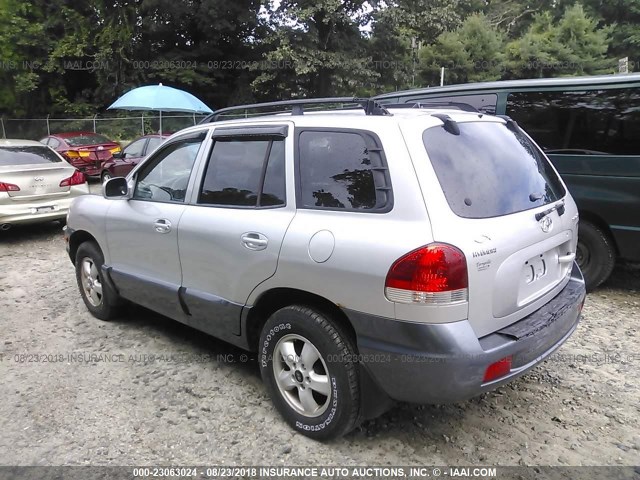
576 221 616 291
75 241 121 320
259 305 360 440
101 171 112 184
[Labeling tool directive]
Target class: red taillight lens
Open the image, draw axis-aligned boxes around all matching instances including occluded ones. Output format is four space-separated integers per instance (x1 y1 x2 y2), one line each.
483 356 512 383
59 170 86 187
0 182 20 192
385 243 468 304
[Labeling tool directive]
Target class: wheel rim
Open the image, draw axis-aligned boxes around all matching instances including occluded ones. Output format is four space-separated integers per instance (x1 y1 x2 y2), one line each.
80 257 103 307
576 240 590 270
102 173 111 184
272 334 331 418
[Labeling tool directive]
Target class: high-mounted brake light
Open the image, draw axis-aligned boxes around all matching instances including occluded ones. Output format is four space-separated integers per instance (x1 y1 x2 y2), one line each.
0 182 20 192
385 243 468 305
59 170 86 187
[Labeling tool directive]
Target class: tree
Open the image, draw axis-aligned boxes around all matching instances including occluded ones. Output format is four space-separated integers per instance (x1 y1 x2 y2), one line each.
251 0 377 98
505 4 613 78
574 0 640 71
419 14 505 86
483 0 555 38
0 0 48 115
367 0 480 92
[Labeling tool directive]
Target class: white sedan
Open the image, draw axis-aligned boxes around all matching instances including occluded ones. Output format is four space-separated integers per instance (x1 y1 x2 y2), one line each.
0 139 90 229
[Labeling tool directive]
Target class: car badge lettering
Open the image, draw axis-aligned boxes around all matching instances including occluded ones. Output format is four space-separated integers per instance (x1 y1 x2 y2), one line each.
472 247 496 258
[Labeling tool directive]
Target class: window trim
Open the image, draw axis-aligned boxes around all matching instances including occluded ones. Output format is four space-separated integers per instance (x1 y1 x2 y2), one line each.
294 127 394 213
131 131 206 204
212 124 289 139
144 137 164 156
196 135 287 209
123 138 149 158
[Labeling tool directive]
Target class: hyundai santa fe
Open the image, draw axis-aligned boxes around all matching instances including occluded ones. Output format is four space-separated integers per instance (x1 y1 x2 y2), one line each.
64 97 586 440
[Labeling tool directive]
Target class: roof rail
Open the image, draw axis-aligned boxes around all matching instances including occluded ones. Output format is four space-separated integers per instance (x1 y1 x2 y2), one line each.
200 97 390 123
383 101 479 113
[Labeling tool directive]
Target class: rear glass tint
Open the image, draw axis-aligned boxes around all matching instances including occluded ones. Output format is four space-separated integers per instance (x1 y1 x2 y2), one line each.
506 89 640 155
0 146 63 165
422 121 565 218
65 134 113 146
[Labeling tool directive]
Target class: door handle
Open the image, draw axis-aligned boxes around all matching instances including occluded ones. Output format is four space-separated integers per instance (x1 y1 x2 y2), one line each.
241 232 268 251
154 218 172 234
558 253 576 264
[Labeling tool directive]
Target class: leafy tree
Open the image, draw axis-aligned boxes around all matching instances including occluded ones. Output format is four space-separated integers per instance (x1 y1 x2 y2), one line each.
575 0 640 71
505 4 613 78
483 0 555 38
368 0 479 91
252 0 376 98
419 14 505 85
0 0 48 115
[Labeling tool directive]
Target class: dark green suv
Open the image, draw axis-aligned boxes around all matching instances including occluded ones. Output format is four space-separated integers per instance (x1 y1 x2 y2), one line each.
376 74 640 289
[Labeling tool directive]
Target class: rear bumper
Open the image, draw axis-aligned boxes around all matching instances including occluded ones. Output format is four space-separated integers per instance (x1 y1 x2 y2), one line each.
345 262 586 404
0 186 89 226
66 158 103 177
75 164 102 177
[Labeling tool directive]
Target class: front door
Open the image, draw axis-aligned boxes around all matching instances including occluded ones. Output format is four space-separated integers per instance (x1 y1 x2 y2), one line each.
177 126 295 340
105 131 207 318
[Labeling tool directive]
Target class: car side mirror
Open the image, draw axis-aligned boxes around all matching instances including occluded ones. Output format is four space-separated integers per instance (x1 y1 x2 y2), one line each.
103 177 130 199
112 151 124 159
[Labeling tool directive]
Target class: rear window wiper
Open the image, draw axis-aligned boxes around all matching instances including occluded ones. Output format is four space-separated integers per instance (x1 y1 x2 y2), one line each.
535 199 565 221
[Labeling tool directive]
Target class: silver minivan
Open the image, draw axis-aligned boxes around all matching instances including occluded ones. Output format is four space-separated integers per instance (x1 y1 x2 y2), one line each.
64 98 586 439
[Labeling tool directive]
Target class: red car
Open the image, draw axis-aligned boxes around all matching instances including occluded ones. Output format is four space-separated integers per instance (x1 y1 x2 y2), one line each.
99 134 168 183
39 132 121 177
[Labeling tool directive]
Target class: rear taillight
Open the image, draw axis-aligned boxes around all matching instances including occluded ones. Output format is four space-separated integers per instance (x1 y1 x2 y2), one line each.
64 150 90 159
59 170 86 187
385 243 468 304
0 182 20 192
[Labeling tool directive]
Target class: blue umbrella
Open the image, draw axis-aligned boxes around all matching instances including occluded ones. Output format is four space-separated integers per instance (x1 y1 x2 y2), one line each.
107 83 213 134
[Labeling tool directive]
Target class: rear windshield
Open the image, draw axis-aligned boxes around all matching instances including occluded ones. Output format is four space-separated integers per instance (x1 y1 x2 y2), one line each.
64 134 113 146
0 146 63 165
423 121 565 218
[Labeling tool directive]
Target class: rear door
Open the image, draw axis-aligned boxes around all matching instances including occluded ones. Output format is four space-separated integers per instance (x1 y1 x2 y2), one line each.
401 116 578 338
105 131 207 319
177 125 294 339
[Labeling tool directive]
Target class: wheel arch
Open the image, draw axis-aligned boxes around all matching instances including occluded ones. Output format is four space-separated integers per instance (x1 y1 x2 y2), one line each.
577 210 619 255
243 288 358 354
68 230 100 265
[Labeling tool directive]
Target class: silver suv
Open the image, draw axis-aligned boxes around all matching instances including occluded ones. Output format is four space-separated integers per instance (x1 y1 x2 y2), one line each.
64 98 586 440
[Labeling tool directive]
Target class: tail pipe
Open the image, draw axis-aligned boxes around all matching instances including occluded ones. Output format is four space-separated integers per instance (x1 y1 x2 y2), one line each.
0 223 12 231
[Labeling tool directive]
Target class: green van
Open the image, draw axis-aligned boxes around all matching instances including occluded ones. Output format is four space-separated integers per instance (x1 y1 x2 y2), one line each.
375 74 640 289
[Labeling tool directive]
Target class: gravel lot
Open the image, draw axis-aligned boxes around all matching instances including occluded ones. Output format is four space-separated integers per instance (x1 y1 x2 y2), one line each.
0 212 639 467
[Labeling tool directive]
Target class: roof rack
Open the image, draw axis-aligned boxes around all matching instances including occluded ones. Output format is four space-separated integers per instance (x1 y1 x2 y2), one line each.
200 97 390 123
382 101 479 113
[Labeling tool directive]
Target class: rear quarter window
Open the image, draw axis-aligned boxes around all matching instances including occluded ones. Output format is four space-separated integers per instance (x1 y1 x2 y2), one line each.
423 121 565 218
297 129 392 211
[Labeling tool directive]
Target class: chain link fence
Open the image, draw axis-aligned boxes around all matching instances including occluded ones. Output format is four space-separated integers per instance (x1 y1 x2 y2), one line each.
0 114 208 144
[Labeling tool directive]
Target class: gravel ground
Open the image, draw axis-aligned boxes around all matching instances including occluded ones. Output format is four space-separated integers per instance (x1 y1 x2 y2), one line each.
0 217 639 467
